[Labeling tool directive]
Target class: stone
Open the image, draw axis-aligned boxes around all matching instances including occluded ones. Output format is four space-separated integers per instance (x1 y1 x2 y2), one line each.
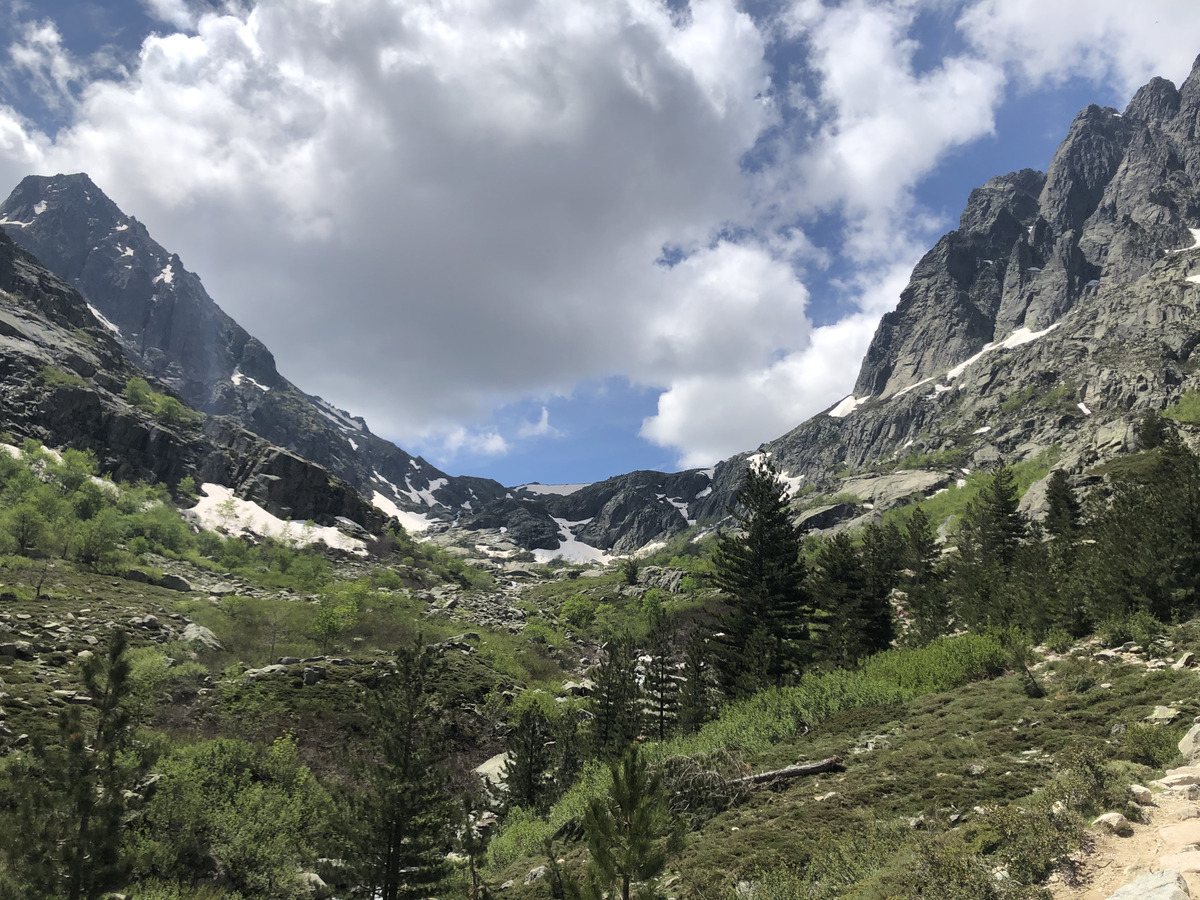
1093 812 1131 832
1148 706 1181 725
1102 870 1189 900
181 623 223 651
1160 852 1200 873
524 866 547 885
159 574 192 593
1160 820 1200 850
1174 652 1196 669
296 871 327 895
1180 725 1200 765
1131 784 1155 805
302 667 324 686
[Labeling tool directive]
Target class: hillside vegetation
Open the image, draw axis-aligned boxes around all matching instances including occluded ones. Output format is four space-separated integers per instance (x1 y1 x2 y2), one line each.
2 416 1200 899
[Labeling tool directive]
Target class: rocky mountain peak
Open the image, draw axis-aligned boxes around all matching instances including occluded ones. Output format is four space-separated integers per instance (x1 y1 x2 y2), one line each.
1124 76 1182 126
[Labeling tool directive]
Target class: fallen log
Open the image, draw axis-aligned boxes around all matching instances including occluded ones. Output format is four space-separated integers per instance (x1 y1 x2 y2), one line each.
729 756 844 788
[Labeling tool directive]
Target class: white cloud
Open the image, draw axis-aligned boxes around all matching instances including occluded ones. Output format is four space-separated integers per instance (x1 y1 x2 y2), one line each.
1 0 1197 472
518 407 561 440
959 0 1200 95
5 20 83 110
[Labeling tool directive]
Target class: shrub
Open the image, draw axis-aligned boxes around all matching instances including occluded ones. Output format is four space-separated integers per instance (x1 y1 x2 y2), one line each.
1121 723 1182 769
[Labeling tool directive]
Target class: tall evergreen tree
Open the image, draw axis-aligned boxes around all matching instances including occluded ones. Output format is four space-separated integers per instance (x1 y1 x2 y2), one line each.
345 641 453 900
502 703 554 813
712 460 810 695
809 532 885 667
899 507 948 645
0 630 140 900
591 634 641 758
642 623 680 742
1043 470 1080 541
951 463 1027 629
677 631 711 735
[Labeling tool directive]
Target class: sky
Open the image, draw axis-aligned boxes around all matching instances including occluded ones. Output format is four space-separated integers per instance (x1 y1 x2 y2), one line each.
1 1 1199 486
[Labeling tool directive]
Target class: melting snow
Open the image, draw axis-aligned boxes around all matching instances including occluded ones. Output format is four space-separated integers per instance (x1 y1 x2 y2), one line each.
405 476 446 507
370 491 432 534
778 471 805 498
192 483 364 552
695 486 712 499
1187 273 1200 284
152 263 174 286
945 324 1061 381
1169 229 1200 253
895 377 935 398
828 394 869 417
119 247 134 257
315 398 365 432
86 303 120 334
0 217 30 228
533 518 611 565
1026 267 1042 273
32 201 46 216
660 495 696 526
1078 402 1093 416
973 426 991 435
347 438 358 451
113 223 128 232
517 483 591 496
230 369 269 392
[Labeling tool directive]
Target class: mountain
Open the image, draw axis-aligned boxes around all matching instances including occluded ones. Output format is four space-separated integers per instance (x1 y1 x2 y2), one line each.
0 175 711 554
687 56 1200 531
6 55 1200 555
0 226 384 529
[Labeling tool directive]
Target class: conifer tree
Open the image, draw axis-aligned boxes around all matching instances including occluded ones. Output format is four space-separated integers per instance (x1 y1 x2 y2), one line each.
345 641 453 900
592 634 641 758
810 532 881 667
642 623 680 742
900 507 948 645
712 459 810 695
583 745 676 900
1 630 140 900
503 704 554 813
677 631 711 735
1043 470 1080 541
951 463 1026 629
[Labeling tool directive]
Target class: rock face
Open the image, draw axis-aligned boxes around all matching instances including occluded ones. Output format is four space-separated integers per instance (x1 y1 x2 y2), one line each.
0 227 382 529
0 174 512 530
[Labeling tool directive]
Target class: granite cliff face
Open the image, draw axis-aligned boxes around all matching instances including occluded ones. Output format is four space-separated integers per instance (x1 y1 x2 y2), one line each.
0 228 383 528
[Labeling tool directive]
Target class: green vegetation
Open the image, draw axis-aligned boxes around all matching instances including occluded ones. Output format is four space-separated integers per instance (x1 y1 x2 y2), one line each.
2 420 1200 900
36 366 87 389
123 376 203 428
1163 389 1200 423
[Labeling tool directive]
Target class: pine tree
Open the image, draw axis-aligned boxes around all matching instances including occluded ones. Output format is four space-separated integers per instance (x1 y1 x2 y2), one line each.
899 507 948 645
642 623 680 742
503 704 554 813
583 745 676 900
951 463 1027 629
1043 470 1080 541
0 630 140 900
677 631 711 735
345 641 453 900
810 533 878 667
592 634 641 758
712 459 810 695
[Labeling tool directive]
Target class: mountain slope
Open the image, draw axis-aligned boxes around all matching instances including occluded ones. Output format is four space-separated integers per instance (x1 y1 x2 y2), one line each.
0 227 384 529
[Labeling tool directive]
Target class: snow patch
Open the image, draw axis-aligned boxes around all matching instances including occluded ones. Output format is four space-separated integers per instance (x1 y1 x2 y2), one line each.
1078 402 1092 416
230 369 269 392
0 217 30 228
86 303 120 334
370 490 432 533
152 263 174 285
695 486 712 499
894 377 935 398
113 223 128 232
517 482 591 497
314 397 365 432
533 518 611 565
1169 229 1200 253
119 246 134 257
973 426 991 435
405 476 446 507
192 483 364 552
347 438 358 451
778 471 805 498
828 394 869 418
1187 273 1200 284
32 201 46 216
945 324 1060 381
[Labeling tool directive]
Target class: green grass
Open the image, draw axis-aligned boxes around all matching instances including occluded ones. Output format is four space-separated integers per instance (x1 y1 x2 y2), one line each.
1164 390 1200 423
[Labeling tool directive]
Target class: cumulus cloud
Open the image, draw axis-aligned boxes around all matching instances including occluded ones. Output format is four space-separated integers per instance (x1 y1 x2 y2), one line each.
518 407 561 440
1 0 1198 471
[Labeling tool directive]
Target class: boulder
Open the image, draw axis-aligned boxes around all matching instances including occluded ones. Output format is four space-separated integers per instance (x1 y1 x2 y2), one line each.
1148 706 1181 725
1130 784 1155 805
524 866 547 885
159 574 192 593
1103 871 1189 900
1180 725 1200 765
1093 812 1131 833
181 623 223 651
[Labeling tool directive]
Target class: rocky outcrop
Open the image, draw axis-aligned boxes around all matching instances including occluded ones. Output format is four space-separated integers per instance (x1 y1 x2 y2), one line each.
0 228 383 530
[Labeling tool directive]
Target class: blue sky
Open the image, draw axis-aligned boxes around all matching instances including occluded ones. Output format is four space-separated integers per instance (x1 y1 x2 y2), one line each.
1 1 1198 487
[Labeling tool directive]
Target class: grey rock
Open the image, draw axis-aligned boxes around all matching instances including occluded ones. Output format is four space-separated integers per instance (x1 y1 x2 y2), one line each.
1181 725 1200 765
181 623 223 651
1102 870 1189 900
159 574 192 593
524 866 547 885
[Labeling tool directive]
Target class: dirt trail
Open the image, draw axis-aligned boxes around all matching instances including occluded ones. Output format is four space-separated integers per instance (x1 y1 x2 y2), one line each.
1053 778 1200 899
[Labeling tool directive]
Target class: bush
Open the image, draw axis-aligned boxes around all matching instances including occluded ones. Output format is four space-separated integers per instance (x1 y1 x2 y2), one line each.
1100 610 1166 648
1121 723 1182 769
